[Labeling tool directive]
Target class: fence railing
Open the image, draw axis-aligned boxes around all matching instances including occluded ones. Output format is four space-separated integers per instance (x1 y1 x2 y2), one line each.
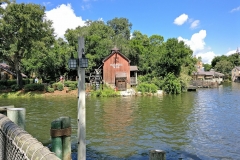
0 113 60 160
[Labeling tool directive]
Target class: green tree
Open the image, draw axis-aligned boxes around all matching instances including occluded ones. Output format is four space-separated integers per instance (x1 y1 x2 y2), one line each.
0 3 54 87
157 38 193 77
214 60 233 79
107 17 132 40
203 63 212 71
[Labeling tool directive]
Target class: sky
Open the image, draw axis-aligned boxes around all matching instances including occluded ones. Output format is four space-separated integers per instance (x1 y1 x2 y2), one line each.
14 0 240 64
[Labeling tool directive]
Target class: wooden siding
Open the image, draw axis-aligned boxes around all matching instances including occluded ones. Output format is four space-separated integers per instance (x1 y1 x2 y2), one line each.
103 52 130 85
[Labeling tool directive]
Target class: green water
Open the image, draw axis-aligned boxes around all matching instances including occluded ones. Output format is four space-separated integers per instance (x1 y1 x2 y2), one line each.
1 82 240 159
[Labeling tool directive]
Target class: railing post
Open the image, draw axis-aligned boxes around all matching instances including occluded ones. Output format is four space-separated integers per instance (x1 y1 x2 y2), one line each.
51 117 72 160
7 108 25 129
51 119 63 159
60 117 71 160
0 105 14 115
149 150 166 160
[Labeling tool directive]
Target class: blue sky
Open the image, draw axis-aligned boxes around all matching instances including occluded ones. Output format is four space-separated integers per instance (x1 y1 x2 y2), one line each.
15 0 240 64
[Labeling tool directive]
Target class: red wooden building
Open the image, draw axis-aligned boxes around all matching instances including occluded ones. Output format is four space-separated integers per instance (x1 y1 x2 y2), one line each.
102 47 138 91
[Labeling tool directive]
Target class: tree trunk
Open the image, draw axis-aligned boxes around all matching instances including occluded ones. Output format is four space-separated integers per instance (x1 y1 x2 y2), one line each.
14 55 23 88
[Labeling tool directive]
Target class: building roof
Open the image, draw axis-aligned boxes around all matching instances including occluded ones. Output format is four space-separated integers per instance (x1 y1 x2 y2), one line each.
193 70 224 77
116 72 127 78
234 66 240 71
0 63 27 78
130 66 138 71
102 49 131 63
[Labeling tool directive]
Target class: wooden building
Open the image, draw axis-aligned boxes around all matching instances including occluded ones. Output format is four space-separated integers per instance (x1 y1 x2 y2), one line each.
102 47 138 91
232 66 240 82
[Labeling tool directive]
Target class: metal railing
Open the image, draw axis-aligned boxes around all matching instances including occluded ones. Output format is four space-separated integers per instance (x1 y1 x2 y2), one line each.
0 114 60 160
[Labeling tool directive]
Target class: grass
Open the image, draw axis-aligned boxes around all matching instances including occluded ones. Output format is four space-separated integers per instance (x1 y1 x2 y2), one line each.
0 90 45 98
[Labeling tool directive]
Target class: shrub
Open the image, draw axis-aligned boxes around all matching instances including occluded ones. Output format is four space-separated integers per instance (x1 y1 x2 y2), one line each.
24 84 45 92
6 80 17 87
0 85 7 90
162 73 181 94
11 84 20 91
68 83 77 91
137 83 158 93
0 80 7 86
46 87 54 93
57 83 64 91
64 81 77 87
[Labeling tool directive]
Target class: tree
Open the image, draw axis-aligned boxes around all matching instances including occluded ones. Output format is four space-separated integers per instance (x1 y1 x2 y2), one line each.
157 38 193 77
203 63 212 71
0 3 54 87
107 17 132 40
215 60 233 79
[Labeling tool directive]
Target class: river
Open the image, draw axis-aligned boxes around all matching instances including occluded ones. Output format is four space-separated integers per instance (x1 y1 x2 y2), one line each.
1 82 240 160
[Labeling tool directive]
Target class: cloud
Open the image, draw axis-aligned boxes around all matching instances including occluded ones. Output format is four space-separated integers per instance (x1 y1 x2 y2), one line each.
225 50 237 56
230 6 240 13
178 30 218 64
178 30 206 52
0 3 8 9
43 2 51 6
174 13 188 25
195 51 216 64
45 4 85 38
190 20 200 29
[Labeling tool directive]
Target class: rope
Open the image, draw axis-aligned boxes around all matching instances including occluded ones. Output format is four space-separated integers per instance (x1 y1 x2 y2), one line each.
31 146 45 160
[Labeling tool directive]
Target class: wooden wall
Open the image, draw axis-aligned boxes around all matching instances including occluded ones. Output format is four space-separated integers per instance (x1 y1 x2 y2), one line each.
103 52 130 85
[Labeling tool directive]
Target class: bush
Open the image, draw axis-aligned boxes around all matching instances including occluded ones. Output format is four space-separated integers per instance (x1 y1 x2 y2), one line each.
24 83 45 92
64 81 77 87
137 83 158 93
0 80 7 86
68 83 77 91
162 73 181 94
57 83 64 91
91 87 119 97
11 84 20 91
46 87 54 93
6 80 17 87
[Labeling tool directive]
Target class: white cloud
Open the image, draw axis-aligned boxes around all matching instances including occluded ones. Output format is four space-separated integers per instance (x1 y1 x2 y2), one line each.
195 51 216 64
178 30 218 64
45 4 85 38
178 30 206 52
190 20 200 29
225 50 237 56
230 6 240 13
0 3 8 9
174 13 188 25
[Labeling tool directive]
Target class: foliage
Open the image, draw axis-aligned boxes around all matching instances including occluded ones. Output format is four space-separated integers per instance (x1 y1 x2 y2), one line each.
136 83 158 93
0 3 55 87
214 60 233 79
90 86 119 97
24 83 45 92
68 84 76 91
203 63 212 71
11 84 20 91
54 83 64 91
46 87 54 93
64 80 77 87
162 73 182 94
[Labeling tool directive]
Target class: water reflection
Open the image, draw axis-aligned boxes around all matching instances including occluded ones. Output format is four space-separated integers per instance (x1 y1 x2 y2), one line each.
1 83 240 159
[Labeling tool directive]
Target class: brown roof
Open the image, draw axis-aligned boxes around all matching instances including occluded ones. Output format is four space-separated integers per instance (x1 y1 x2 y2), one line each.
102 50 131 63
130 66 138 71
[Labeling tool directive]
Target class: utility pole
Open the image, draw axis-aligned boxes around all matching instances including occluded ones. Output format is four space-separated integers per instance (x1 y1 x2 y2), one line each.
77 37 86 160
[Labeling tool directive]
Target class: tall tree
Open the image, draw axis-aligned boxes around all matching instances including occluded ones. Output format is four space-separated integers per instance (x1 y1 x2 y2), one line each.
0 3 54 87
107 17 132 40
157 38 194 77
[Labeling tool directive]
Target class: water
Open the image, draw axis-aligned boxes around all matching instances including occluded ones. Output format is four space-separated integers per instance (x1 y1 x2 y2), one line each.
1 82 240 159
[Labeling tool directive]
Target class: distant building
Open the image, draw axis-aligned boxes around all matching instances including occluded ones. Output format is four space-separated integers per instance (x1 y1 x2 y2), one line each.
0 63 27 80
102 47 138 91
232 66 240 82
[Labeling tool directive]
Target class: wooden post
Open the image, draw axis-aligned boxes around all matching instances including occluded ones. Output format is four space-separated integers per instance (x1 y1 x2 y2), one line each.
149 150 166 160
7 108 25 129
51 119 63 159
61 117 72 160
0 105 14 115
78 37 86 160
